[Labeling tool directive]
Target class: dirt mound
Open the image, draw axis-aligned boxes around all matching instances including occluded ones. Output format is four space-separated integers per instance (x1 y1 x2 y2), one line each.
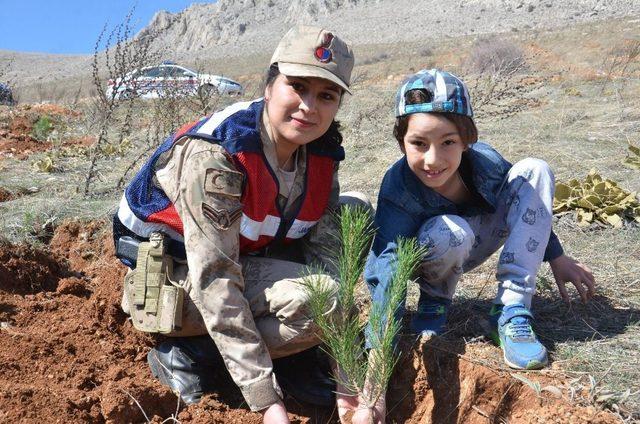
0 104 83 159
0 220 621 423
387 338 616 423
0 241 69 294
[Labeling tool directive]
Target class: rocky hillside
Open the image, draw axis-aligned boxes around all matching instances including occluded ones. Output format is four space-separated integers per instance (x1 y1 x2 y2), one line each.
2 0 638 100
138 0 637 60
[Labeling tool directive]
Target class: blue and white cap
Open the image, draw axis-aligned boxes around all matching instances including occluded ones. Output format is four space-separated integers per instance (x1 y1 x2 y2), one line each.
395 69 473 118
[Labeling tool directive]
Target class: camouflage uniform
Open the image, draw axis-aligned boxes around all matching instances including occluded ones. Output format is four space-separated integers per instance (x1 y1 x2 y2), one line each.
122 114 342 411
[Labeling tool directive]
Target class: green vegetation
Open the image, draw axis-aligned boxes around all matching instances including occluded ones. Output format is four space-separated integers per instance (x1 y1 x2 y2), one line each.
302 206 425 416
32 115 53 141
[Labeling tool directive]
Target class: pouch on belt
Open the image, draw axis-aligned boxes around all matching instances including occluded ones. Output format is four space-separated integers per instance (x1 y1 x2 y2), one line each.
124 232 184 334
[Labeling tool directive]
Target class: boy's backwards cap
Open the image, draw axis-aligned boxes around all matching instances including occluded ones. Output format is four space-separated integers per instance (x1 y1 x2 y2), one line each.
270 25 354 94
395 69 474 118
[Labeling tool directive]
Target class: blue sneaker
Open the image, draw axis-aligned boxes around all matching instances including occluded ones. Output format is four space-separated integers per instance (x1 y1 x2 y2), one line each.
410 292 451 336
489 304 548 370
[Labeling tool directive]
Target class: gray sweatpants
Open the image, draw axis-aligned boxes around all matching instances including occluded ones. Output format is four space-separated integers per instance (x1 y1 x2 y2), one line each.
417 158 555 308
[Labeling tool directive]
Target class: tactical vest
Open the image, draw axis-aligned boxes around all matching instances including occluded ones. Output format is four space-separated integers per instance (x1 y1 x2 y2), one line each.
116 99 344 258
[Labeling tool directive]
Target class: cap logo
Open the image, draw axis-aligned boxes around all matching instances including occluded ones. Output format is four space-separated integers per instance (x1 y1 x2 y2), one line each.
314 32 334 63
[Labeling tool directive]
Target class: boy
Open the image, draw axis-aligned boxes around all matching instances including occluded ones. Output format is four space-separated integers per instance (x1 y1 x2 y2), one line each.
365 69 595 370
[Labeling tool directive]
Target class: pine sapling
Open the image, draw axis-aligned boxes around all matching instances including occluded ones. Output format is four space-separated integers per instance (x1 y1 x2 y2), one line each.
364 237 424 412
302 206 425 423
302 205 374 395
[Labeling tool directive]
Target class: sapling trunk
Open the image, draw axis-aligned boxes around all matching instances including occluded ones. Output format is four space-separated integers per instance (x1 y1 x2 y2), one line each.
301 206 425 423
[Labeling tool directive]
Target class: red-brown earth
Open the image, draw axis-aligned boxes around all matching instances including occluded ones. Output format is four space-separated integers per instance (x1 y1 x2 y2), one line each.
0 220 620 423
0 104 88 160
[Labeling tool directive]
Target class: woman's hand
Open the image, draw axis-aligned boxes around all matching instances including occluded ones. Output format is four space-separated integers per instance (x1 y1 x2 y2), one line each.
261 401 290 424
549 254 596 303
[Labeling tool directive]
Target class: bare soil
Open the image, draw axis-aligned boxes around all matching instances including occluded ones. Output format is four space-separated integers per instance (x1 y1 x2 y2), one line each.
0 220 621 423
0 104 83 160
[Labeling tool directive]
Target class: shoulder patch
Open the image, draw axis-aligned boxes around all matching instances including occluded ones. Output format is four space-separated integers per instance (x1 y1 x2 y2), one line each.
204 168 243 197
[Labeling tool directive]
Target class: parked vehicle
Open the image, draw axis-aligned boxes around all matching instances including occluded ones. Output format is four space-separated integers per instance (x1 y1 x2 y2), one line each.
0 83 15 105
105 62 244 100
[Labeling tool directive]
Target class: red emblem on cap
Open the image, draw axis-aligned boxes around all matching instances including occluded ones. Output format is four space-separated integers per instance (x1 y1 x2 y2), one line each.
315 47 332 63
314 31 334 63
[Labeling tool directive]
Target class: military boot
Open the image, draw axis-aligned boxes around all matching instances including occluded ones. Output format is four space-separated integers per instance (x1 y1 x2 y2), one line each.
272 346 336 407
147 335 222 404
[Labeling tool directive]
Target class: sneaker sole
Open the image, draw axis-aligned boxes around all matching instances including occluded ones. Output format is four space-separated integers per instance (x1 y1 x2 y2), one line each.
503 351 548 370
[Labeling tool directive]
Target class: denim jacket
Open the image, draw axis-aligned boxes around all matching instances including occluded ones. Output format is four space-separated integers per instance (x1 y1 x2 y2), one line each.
364 141 563 316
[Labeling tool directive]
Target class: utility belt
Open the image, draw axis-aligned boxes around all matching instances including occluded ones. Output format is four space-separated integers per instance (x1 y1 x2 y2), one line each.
118 232 185 334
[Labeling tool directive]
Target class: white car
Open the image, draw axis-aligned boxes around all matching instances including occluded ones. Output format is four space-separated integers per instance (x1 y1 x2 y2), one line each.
105 62 244 100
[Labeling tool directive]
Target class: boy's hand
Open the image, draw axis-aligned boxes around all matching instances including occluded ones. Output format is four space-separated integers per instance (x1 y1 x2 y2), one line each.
337 393 386 424
336 392 359 423
352 397 386 424
549 254 595 303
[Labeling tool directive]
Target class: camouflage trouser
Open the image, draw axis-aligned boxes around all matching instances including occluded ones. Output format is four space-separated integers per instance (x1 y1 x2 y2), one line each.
122 256 337 359
416 158 555 308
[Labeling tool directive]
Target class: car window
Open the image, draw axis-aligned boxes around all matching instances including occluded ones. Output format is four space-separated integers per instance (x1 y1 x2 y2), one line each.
141 67 161 78
160 66 177 78
171 66 195 78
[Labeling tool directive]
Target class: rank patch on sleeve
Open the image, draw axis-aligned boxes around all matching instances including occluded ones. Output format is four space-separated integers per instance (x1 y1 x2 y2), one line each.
204 169 243 197
202 203 242 231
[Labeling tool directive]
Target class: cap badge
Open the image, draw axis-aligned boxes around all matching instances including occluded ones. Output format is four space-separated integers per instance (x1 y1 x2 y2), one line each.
314 32 334 63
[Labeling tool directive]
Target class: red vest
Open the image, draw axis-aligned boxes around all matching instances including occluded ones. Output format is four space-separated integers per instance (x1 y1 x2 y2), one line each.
234 150 334 252
118 100 343 255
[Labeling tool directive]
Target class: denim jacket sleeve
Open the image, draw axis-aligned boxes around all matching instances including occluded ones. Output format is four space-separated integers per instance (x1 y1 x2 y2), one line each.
544 231 563 261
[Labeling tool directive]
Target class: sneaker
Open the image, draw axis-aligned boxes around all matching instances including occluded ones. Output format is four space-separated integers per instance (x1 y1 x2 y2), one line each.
410 291 451 337
489 303 548 370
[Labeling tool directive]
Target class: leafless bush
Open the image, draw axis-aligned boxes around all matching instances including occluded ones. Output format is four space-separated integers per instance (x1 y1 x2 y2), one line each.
84 7 163 196
349 69 369 90
361 52 390 65
35 81 68 104
114 64 227 190
467 37 527 75
600 38 640 97
462 39 539 121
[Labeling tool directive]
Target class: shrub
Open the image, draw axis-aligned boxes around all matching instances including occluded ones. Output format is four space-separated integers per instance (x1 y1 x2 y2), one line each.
467 37 527 75
361 52 390 65
32 116 54 142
